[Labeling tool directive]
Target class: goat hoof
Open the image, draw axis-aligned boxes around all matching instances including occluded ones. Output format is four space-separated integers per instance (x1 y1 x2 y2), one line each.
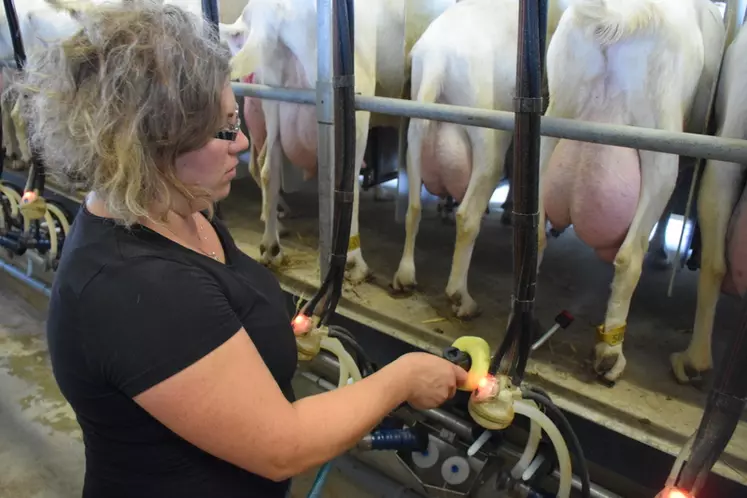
259 242 284 267
592 342 626 383
670 351 712 387
392 267 417 294
446 290 481 320
345 256 371 285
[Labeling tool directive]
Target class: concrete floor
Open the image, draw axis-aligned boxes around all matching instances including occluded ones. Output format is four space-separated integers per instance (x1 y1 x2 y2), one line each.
0 273 379 498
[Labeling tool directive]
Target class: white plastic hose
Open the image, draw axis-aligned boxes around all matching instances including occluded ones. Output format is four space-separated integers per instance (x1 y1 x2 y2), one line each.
320 336 362 387
46 203 71 237
0 185 21 217
43 210 58 261
510 399 542 479
513 400 572 498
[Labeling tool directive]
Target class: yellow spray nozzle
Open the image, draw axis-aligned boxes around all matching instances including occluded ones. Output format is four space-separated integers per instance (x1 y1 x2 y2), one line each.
450 336 491 392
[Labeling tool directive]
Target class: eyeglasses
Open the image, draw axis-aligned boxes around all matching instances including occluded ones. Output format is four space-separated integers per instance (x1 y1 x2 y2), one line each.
215 103 241 141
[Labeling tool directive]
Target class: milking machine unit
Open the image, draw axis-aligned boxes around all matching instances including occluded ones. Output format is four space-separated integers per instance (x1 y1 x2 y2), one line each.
0 0 72 283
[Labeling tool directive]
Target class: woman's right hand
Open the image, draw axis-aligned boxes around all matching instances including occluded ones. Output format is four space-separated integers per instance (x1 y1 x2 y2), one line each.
396 352 469 410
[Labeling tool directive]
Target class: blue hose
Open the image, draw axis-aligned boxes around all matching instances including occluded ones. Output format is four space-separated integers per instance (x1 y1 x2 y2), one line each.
307 461 334 498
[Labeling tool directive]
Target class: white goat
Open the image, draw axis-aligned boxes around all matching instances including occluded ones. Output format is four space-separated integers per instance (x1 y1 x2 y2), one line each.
538 0 725 382
227 0 455 283
672 19 747 384
391 0 568 318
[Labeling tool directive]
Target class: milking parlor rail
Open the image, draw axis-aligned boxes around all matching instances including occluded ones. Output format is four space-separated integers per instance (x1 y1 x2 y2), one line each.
231 82 747 164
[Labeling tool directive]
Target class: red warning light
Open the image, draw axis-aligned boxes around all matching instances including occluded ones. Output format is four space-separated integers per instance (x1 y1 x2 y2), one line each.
664 488 691 498
292 314 312 335
475 374 497 400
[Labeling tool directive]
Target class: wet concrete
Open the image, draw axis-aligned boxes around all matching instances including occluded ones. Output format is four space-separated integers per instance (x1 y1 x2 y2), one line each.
0 273 378 498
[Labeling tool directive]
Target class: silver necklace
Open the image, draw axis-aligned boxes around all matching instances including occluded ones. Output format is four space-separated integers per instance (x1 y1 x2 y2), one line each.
197 222 219 261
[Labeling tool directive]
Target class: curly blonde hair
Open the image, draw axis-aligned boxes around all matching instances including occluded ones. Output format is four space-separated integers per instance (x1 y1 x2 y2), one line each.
13 0 232 226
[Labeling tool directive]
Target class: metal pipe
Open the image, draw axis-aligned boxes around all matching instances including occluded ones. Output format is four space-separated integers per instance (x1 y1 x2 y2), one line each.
299 357 620 498
316 0 335 281
0 260 51 297
230 82 747 164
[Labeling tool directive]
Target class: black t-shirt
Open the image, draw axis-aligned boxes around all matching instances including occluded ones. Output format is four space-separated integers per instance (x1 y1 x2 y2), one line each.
46 204 298 498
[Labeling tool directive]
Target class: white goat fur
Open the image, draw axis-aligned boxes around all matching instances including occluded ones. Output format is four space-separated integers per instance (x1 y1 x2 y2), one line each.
537 0 725 381
391 0 568 318
0 1 82 169
227 0 455 283
672 20 747 384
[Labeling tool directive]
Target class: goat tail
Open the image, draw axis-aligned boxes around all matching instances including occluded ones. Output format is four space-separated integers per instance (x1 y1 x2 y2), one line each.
408 52 445 140
572 0 666 45
411 52 445 106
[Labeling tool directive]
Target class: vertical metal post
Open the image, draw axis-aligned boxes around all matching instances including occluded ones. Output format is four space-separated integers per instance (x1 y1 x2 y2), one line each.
317 0 336 281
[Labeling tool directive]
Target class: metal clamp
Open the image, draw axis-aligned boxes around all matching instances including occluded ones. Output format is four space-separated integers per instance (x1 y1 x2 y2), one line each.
513 96 544 113
511 210 540 228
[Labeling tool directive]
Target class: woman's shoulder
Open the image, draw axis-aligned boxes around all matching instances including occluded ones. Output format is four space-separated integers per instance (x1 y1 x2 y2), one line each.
54 207 189 293
86 255 215 302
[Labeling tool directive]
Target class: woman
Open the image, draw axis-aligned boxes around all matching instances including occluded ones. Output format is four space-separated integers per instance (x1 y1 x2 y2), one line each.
16 2 468 497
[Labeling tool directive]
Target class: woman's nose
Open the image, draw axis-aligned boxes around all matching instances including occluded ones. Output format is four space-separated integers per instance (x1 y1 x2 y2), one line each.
230 130 250 153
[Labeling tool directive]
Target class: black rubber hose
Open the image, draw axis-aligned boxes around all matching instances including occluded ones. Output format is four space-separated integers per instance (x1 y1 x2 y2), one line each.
521 388 591 498
328 325 377 376
324 0 356 321
489 0 545 383
302 0 356 322
2 0 26 70
676 293 747 493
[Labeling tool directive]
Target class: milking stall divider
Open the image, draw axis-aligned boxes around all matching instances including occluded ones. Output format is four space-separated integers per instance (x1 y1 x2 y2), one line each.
0 0 747 497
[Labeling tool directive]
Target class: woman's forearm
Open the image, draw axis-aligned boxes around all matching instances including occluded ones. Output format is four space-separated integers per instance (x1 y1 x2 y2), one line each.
280 359 412 478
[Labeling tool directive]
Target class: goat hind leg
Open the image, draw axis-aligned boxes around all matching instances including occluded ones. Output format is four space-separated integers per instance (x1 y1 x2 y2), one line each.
392 117 426 292
258 104 285 267
594 148 679 382
344 110 373 285
445 129 509 319
671 159 744 384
